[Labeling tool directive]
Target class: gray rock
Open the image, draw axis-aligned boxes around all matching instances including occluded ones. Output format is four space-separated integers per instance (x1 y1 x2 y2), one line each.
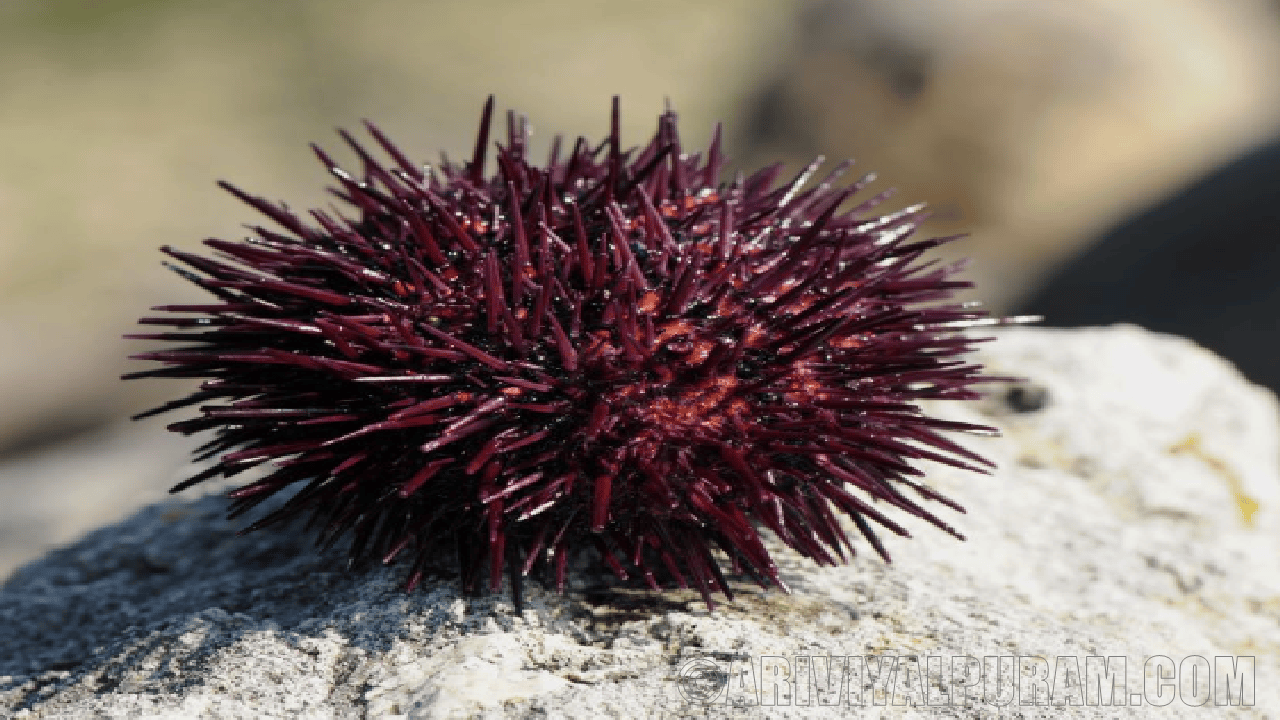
1 325 1275 718
0 422 196 580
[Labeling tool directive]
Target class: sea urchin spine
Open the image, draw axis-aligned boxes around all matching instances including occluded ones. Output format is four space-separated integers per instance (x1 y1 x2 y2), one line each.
127 96 1002 606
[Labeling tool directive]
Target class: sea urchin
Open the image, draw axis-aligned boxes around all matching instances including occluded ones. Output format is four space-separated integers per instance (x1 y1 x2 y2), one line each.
127 96 1003 607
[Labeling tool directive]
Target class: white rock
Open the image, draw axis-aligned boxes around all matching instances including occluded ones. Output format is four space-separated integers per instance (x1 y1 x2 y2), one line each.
0 325 1274 718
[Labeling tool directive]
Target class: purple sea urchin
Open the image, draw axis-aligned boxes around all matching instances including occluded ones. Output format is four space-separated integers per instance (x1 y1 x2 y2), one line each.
127 97 1002 607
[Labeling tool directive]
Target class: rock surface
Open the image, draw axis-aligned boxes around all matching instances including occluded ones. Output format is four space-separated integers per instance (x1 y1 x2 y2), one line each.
0 422 196 580
1 325 1276 718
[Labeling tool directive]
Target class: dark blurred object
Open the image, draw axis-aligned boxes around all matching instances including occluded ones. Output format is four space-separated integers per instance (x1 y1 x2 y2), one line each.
1005 384 1051 413
736 0 1280 312
1016 137 1280 393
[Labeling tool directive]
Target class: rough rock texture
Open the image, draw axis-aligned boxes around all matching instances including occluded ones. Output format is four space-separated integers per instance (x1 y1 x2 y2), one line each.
1 325 1276 718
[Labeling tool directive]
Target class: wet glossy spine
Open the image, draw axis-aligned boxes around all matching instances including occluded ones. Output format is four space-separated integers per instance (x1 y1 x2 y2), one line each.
128 97 1000 606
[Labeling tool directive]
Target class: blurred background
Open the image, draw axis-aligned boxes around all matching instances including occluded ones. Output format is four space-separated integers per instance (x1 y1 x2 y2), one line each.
2 0 1279 579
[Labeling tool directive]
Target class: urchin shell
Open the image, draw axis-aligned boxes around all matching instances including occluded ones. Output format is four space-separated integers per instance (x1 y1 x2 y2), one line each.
127 96 1001 605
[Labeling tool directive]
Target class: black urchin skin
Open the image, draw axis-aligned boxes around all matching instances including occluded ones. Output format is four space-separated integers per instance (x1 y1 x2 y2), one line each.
127 97 1000 606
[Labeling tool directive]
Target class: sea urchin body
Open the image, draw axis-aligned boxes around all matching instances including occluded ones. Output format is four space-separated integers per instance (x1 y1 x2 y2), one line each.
127 96 1001 606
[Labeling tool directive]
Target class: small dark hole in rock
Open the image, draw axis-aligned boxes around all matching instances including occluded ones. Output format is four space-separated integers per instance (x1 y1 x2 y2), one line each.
1006 384 1050 413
